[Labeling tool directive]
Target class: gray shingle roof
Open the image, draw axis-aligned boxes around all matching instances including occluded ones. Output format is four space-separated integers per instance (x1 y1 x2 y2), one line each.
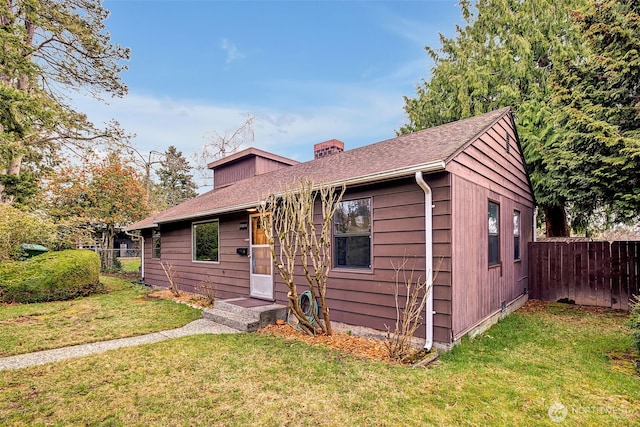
128 107 511 229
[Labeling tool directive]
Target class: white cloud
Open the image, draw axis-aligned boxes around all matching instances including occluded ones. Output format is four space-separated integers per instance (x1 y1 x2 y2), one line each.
71 60 418 189
77 88 405 155
221 38 245 64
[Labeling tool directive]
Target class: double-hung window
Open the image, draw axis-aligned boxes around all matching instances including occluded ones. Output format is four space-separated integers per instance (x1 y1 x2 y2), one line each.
513 210 521 261
152 230 161 258
193 220 219 262
334 198 371 269
488 201 500 266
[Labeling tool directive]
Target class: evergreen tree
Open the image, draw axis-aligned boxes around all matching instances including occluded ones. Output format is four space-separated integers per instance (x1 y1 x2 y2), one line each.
0 0 129 205
400 0 587 236
549 0 640 231
157 146 198 207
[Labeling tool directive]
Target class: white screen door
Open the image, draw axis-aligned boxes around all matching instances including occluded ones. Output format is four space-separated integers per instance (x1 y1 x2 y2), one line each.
249 214 273 300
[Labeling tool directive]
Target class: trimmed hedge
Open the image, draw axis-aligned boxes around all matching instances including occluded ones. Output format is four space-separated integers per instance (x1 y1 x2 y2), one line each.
0 250 103 304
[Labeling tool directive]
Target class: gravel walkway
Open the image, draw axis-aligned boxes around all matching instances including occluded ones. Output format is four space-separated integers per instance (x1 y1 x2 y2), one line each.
0 319 240 371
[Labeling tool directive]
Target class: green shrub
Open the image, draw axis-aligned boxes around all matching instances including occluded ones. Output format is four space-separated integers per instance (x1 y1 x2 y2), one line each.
101 256 122 274
0 249 103 304
630 296 640 354
0 204 57 261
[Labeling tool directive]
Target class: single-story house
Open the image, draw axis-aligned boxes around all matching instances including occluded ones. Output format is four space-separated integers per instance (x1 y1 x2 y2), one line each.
128 107 535 350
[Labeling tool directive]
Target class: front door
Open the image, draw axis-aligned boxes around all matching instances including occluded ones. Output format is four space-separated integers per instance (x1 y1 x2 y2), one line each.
249 214 274 300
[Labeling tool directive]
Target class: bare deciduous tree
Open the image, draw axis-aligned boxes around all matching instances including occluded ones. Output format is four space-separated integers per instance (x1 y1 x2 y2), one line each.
125 147 164 203
259 178 345 335
193 116 254 188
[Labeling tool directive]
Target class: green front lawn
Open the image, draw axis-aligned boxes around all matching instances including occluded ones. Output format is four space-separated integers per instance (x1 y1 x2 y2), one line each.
119 257 141 274
0 276 201 357
0 301 637 426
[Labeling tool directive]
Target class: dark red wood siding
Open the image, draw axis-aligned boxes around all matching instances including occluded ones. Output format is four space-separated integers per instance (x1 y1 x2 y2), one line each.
269 175 452 342
142 174 452 343
213 155 296 189
213 157 256 188
447 115 535 340
142 212 252 298
255 156 295 175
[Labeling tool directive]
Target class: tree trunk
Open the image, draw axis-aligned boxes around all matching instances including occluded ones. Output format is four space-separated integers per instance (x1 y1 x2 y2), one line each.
8 154 23 175
99 226 116 270
320 297 332 336
0 153 24 205
544 205 570 237
286 288 317 335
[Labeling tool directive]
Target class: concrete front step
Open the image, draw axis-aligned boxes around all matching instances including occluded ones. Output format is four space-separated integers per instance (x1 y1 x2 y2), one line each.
203 308 260 332
202 298 287 332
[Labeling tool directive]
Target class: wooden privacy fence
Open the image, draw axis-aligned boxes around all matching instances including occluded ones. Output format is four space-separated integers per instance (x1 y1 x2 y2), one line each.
528 241 640 310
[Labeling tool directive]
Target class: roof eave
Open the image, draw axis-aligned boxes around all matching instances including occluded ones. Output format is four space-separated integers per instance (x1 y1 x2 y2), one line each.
156 160 446 225
206 147 299 170
156 202 259 225
125 223 159 232
335 160 446 188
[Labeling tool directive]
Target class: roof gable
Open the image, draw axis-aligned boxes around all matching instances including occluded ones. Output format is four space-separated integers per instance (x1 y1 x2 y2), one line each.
445 108 535 203
206 147 299 170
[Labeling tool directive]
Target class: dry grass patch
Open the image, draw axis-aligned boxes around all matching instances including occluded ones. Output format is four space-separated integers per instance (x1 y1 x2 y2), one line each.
146 288 213 309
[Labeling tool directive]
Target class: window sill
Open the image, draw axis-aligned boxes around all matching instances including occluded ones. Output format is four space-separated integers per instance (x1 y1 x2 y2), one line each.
331 267 374 276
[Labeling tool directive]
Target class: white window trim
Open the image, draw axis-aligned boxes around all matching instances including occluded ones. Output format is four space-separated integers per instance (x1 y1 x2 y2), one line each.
333 197 372 271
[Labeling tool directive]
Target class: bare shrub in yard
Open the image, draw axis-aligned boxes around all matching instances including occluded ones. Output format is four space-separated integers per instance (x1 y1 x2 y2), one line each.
197 277 217 307
160 261 180 297
385 256 438 362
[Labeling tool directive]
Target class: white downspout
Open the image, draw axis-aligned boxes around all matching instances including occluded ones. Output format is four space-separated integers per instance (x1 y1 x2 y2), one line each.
415 171 434 351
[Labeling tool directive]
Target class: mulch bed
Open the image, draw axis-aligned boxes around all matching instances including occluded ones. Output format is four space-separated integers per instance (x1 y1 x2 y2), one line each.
258 323 393 362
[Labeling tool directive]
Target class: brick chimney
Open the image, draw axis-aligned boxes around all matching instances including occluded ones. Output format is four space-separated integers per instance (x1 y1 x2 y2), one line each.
314 139 344 159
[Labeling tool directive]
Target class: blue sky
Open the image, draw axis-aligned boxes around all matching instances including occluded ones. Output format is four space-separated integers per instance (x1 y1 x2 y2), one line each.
78 0 463 185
